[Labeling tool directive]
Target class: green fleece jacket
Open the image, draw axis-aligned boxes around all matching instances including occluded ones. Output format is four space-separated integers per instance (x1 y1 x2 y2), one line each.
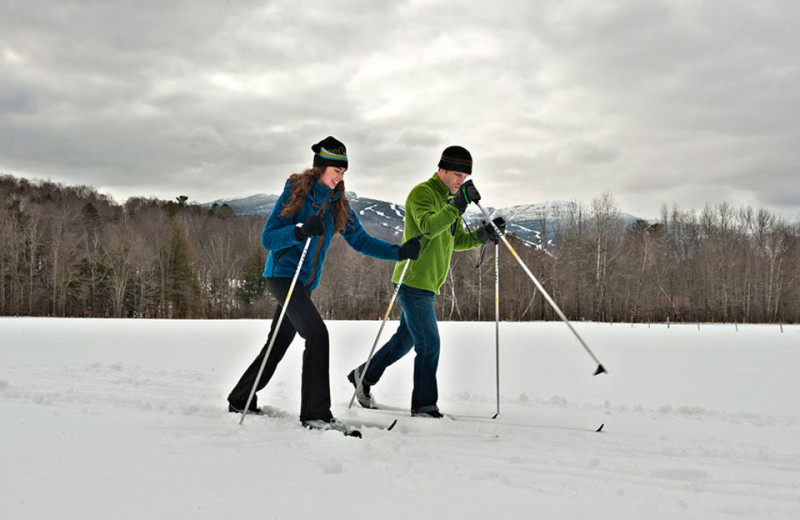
392 173 482 294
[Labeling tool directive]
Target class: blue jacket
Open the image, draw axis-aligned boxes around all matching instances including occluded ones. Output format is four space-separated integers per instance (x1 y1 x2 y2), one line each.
262 179 401 290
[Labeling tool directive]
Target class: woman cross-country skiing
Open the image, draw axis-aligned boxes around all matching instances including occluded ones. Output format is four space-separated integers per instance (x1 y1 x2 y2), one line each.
227 136 420 435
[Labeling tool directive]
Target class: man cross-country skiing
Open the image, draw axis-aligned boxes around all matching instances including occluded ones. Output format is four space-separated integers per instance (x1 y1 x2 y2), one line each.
348 145 506 417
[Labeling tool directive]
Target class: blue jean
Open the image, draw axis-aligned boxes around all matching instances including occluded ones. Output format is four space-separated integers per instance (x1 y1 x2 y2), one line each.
362 285 440 412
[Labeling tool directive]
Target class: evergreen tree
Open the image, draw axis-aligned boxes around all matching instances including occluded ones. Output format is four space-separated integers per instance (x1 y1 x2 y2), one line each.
164 221 200 318
238 248 268 306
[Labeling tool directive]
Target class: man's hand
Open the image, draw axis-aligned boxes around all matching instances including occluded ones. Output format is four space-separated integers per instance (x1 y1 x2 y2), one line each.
448 180 481 214
477 217 506 244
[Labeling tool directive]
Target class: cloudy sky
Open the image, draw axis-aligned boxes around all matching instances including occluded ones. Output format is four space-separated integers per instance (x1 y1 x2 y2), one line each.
1 0 798 220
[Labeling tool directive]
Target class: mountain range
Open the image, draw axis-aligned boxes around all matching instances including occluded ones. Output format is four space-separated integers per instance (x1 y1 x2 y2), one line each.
205 193 640 249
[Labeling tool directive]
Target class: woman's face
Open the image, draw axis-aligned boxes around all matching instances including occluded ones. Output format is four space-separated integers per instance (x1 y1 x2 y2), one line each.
319 166 346 189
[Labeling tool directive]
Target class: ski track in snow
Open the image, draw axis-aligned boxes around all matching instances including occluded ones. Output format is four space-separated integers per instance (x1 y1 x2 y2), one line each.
1 319 799 520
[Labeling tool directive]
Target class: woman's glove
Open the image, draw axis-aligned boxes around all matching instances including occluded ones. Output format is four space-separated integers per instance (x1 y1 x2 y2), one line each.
294 214 325 240
397 235 422 260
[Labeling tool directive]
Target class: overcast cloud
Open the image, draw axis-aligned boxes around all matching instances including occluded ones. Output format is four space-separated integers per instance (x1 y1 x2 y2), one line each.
1 0 798 220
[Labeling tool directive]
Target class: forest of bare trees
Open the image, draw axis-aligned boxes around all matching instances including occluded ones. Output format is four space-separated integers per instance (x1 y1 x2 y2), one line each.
1 175 798 323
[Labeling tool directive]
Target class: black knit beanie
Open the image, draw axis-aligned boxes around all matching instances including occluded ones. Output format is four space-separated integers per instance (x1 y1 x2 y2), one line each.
312 136 348 170
438 145 472 174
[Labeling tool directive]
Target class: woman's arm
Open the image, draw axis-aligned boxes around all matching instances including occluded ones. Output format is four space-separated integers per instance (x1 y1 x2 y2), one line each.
341 208 400 261
260 182 303 251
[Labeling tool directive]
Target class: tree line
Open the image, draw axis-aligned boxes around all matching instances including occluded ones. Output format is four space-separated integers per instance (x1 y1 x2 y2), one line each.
1 175 798 323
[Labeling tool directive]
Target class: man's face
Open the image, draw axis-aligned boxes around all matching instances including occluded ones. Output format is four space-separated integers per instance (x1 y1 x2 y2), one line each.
438 169 470 195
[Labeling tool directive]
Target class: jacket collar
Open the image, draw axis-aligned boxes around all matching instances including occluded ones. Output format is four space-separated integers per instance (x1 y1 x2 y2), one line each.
429 172 451 198
312 180 342 208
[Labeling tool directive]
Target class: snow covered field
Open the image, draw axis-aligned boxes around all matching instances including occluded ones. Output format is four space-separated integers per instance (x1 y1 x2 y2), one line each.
1 318 798 519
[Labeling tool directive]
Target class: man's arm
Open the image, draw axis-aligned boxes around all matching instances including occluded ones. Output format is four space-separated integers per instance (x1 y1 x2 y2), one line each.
407 185 460 238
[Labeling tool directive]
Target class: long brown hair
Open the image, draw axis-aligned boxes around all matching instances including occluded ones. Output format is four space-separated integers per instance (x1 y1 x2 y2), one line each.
281 167 351 234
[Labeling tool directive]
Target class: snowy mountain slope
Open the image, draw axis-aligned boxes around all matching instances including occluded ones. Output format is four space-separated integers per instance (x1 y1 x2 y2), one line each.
2 319 798 520
205 194 641 248
207 192 406 241
208 193 280 215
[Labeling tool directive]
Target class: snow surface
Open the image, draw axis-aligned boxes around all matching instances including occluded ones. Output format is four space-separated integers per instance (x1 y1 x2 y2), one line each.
1 318 799 519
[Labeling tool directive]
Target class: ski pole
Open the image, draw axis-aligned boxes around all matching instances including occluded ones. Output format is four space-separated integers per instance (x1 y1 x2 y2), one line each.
240 193 335 424
348 255 413 410
476 202 607 376
492 241 500 419
239 236 311 424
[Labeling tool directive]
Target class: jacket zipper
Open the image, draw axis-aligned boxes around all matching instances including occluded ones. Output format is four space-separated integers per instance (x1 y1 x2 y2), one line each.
304 191 333 288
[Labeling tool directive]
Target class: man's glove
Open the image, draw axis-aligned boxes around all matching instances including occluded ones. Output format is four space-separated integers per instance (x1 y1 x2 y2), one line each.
448 179 481 215
477 217 506 244
397 235 422 261
294 214 325 240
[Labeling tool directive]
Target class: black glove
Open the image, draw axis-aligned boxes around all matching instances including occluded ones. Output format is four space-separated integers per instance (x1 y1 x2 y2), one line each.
447 180 481 215
477 217 506 244
397 235 422 261
294 214 325 240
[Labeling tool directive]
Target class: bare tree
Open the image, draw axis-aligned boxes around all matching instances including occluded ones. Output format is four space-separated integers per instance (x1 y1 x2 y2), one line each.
2 174 798 323
590 192 622 321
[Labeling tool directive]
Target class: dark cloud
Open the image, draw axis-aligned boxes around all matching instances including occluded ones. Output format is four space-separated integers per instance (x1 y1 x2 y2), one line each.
0 0 798 219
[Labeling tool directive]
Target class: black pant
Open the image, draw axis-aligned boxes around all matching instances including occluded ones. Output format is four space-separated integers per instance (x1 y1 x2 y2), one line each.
228 278 332 422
